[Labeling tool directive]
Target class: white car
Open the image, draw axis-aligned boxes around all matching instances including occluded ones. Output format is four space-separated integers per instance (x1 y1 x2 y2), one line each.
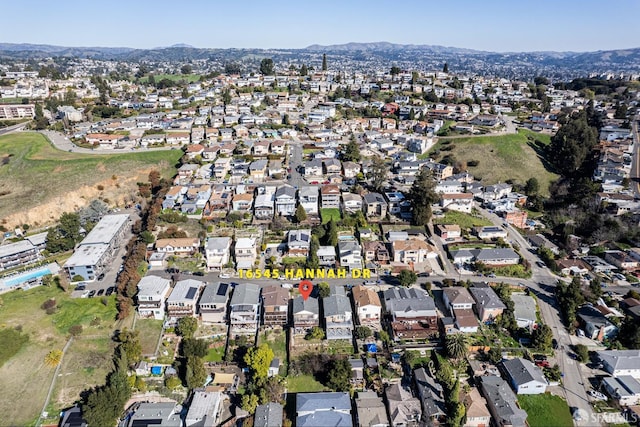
219 273 231 279
588 390 607 401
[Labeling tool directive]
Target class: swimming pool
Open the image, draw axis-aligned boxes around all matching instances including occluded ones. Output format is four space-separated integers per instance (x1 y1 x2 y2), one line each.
1 266 53 288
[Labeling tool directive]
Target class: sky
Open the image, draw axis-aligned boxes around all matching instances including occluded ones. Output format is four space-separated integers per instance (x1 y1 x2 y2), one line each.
2 0 639 53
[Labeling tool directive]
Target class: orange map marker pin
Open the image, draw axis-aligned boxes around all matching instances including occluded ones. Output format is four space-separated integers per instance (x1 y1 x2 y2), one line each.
299 280 313 301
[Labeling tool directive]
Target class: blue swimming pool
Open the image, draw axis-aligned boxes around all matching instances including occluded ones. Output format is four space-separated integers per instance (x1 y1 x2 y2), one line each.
2 266 53 287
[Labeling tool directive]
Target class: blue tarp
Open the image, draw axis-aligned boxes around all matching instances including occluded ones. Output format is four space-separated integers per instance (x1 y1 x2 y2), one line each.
365 343 377 353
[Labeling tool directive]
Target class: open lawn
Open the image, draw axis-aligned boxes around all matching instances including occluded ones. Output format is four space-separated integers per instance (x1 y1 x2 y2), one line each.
258 329 288 374
518 394 573 427
286 374 325 393
135 318 164 356
321 208 342 224
0 285 120 425
431 130 556 196
204 339 225 363
0 132 181 226
433 210 493 229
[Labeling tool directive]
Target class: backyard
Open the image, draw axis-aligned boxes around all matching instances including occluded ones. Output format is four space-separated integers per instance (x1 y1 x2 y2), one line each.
433 210 493 229
135 318 164 356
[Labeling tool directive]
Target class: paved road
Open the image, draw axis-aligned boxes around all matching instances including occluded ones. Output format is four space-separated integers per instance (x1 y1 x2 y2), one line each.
0 122 28 136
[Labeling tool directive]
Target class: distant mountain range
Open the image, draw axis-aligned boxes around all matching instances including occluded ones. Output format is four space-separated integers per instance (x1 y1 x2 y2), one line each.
1 41 639 77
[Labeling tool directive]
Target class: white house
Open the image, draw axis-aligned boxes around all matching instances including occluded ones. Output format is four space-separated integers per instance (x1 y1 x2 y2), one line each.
501 358 548 395
136 275 171 320
205 237 231 271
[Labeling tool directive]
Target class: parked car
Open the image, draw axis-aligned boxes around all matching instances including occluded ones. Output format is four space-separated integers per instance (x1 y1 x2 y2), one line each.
588 390 607 401
88 290 96 298
105 286 115 296
533 354 547 361
76 283 86 291
97 273 105 281
535 360 550 368
96 289 105 296
193 271 205 276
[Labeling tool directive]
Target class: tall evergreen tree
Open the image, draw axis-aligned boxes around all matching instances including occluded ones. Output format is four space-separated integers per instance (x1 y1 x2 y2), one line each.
408 168 439 226
322 54 327 71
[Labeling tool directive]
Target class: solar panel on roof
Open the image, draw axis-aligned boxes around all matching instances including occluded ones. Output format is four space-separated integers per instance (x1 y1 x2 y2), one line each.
132 419 162 427
217 283 229 296
186 287 197 300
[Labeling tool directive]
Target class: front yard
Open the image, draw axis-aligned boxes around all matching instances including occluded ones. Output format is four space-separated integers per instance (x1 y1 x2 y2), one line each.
518 393 573 427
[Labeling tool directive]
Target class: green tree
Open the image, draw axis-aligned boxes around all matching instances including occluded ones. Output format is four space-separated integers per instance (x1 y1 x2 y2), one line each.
342 135 361 162
305 326 325 340
322 53 327 71
140 230 155 244
378 330 390 345
44 349 63 367
487 346 503 364
409 167 438 226
390 66 401 75
443 63 449 73
295 204 307 223
318 282 331 298
134 376 147 392
355 326 372 340
260 58 275 76
369 155 388 193
326 219 338 247
165 376 182 390
300 64 308 76
186 356 207 389
398 270 417 287
241 393 259 414
244 343 274 380
445 334 468 361
182 338 209 358
589 278 603 302
175 316 198 339
326 358 351 391
116 329 142 365
575 344 589 362
531 324 553 352
181 64 193 75
547 111 597 177
617 316 640 349
524 177 539 195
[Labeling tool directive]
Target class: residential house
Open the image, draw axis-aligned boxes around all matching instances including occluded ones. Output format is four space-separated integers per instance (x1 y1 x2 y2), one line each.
470 286 506 322
249 159 268 182
577 305 618 341
474 248 520 266
363 193 388 220
442 287 474 314
205 237 231 271
254 191 275 220
342 192 363 214
254 402 283 427
296 392 352 427
342 162 361 179
184 390 222 427
383 287 438 340
501 358 548 395
363 241 390 265
317 246 337 266
414 367 446 422
229 283 261 336
338 241 363 271
0 239 41 272
597 350 640 379
136 276 171 320
385 384 422 427
292 295 320 335
166 279 203 320
262 285 289 326
602 376 640 406
511 294 537 328
304 159 324 177
479 375 527 427
252 141 270 156
127 402 182 427
274 185 297 217
354 391 390 427
235 237 257 270
435 224 461 240
321 185 341 209
287 229 312 257
198 282 231 324
391 239 436 264
352 285 382 325
323 285 354 340
475 226 508 240
462 388 491 427
324 158 342 177
605 250 639 271
299 186 319 215
232 193 254 212
155 238 200 256
440 193 474 213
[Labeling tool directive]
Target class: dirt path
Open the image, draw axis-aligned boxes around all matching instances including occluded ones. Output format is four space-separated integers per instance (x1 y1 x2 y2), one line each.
35 337 74 427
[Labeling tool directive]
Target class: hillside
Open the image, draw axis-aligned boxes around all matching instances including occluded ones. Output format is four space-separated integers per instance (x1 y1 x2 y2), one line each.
0 133 181 229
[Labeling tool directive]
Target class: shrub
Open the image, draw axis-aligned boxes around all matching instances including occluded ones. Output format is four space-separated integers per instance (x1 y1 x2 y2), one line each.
69 325 83 337
41 298 57 311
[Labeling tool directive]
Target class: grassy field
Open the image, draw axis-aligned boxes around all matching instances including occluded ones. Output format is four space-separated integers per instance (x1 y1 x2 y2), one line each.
0 132 181 225
518 394 573 427
286 374 325 393
135 318 164 356
432 130 556 196
204 340 225 363
433 210 493 229
0 285 120 425
258 329 288 374
321 208 342 224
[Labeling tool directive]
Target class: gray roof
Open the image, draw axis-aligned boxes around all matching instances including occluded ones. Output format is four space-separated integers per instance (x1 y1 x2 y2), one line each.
501 358 547 388
299 186 319 197
249 159 268 170
168 279 204 304
383 287 436 316
473 248 519 261
0 239 36 258
297 412 352 427
230 283 260 306
254 402 283 427
443 286 475 305
323 294 352 317
479 376 527 427
206 237 231 251
199 282 231 305
414 367 445 418
602 376 640 398
185 390 221 426
81 214 129 245
597 350 640 373
292 295 319 315
363 192 387 204
511 294 537 322
578 304 613 328
470 286 507 310
275 185 296 199
128 402 182 427
137 275 171 296
297 392 351 412
355 391 389 427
